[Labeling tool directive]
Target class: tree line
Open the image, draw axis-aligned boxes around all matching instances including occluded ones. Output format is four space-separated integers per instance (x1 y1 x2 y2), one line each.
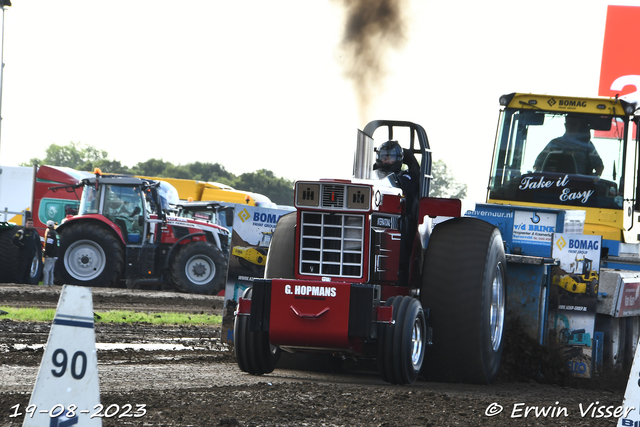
24 142 296 205
24 142 467 205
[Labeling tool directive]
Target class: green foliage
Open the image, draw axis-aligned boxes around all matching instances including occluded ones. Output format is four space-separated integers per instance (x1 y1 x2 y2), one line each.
0 306 221 325
235 169 294 206
429 159 467 199
132 158 173 177
25 142 294 205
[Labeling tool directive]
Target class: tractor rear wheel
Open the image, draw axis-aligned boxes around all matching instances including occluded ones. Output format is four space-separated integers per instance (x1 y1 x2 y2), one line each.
170 241 227 295
0 226 43 284
247 212 295 367
0 227 18 283
264 212 296 279
234 287 280 375
57 222 125 287
377 295 426 385
420 217 506 384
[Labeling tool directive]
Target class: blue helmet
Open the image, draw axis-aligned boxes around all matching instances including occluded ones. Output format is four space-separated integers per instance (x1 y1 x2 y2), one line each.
376 140 404 174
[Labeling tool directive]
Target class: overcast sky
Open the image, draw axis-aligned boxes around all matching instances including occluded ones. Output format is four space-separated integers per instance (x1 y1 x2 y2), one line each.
0 0 636 201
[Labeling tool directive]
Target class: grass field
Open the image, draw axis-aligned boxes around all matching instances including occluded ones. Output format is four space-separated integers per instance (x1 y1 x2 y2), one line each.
0 306 221 325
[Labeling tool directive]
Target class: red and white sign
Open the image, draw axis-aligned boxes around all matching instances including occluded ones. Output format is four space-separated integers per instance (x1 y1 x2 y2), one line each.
599 5 640 105
616 280 640 317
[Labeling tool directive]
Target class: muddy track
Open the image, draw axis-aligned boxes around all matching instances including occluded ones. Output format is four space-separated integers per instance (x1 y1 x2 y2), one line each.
0 284 631 426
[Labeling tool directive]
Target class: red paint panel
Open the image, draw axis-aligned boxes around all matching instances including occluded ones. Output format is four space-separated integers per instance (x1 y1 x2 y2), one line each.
599 6 640 99
419 197 462 219
268 279 351 348
237 297 251 315
377 194 403 214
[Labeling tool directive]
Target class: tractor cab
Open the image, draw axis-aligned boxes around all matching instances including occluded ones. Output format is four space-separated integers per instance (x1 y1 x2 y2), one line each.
577 258 593 276
76 176 178 244
487 93 639 252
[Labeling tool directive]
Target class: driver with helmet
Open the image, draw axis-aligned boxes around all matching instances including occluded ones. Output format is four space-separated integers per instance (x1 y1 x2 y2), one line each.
375 140 419 212
375 140 420 284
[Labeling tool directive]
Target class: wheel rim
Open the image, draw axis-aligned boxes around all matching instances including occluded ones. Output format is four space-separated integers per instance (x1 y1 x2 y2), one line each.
184 254 216 285
269 343 278 356
30 253 39 278
411 316 424 368
491 262 505 352
64 240 106 281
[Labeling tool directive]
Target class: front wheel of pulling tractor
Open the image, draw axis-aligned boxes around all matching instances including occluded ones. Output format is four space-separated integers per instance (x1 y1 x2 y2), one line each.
377 295 427 385
234 287 281 375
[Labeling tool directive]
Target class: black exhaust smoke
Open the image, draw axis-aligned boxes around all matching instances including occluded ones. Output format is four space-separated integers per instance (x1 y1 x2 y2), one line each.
337 0 408 122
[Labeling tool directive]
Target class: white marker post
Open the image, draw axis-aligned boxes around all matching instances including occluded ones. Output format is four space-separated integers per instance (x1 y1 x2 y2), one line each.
619 338 640 426
23 285 102 427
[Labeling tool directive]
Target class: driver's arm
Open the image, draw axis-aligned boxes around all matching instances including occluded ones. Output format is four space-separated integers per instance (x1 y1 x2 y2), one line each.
589 142 604 176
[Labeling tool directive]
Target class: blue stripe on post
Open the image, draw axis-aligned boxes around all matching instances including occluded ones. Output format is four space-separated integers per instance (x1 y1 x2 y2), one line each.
53 318 94 329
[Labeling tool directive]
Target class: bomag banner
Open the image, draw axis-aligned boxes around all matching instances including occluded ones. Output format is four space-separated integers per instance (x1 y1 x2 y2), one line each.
221 205 294 343
550 233 601 378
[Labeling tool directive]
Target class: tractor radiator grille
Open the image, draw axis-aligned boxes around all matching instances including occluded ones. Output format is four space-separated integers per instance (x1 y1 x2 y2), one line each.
299 212 364 278
321 185 345 208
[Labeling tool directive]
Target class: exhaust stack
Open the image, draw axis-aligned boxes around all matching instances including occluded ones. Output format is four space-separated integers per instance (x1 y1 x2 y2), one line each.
353 129 374 180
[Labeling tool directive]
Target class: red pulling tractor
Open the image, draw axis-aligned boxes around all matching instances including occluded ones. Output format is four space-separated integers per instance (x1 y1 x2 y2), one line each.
54 171 230 294
234 120 507 385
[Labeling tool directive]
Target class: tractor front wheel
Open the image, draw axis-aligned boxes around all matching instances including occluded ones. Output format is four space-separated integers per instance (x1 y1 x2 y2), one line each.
421 217 506 384
377 295 427 385
170 241 227 295
57 222 124 287
234 287 281 375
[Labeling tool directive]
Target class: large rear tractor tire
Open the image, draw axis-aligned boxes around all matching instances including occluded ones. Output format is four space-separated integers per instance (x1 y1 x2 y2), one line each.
264 212 296 280
0 226 43 284
234 287 281 375
0 227 18 283
235 212 294 371
377 295 427 385
170 241 227 295
420 217 506 384
57 222 125 287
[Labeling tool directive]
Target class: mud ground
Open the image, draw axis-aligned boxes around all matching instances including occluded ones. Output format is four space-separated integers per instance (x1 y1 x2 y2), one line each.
0 284 632 426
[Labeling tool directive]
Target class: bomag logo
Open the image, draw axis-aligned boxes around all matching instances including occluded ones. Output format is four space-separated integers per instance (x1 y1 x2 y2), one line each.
238 208 251 223
285 284 337 297
558 99 587 108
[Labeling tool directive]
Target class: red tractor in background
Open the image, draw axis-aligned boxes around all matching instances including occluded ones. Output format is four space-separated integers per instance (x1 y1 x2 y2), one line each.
0 165 93 284
54 171 230 294
234 120 507 385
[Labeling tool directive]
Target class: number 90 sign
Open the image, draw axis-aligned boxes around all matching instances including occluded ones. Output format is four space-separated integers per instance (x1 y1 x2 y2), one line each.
51 349 87 380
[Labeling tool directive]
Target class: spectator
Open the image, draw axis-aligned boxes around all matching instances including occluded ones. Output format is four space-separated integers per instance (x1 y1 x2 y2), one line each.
42 220 59 287
11 218 41 284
